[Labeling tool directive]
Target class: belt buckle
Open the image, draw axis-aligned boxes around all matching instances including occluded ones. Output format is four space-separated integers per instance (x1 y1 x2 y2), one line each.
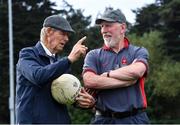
95 110 101 116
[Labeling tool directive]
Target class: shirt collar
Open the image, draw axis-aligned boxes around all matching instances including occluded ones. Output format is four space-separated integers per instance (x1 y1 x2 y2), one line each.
102 37 129 51
40 41 55 57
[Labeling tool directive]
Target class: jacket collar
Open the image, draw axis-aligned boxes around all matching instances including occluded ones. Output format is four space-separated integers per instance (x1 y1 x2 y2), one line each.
40 41 55 57
35 41 58 59
35 41 49 58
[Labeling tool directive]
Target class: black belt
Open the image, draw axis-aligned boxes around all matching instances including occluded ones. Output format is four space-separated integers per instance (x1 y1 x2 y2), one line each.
95 108 145 119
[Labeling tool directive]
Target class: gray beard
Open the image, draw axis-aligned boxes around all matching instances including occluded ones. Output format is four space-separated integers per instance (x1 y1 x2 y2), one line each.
104 38 118 48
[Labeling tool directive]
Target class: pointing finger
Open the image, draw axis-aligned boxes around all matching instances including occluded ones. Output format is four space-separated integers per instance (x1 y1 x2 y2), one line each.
76 36 87 45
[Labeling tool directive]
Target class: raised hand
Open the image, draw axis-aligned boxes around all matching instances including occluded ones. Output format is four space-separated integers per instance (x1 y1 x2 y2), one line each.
68 36 88 63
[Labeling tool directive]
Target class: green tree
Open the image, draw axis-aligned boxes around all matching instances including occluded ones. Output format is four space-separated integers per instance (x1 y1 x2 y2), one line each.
158 0 180 61
2 0 179 123
128 31 180 123
131 0 180 61
0 1 12 122
131 4 161 35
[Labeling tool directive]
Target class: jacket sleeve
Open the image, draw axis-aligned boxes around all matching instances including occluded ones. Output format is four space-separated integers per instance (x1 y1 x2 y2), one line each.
17 48 71 86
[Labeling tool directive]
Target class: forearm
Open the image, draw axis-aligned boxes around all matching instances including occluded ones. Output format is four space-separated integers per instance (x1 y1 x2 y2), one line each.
19 57 70 85
109 62 146 81
83 72 136 89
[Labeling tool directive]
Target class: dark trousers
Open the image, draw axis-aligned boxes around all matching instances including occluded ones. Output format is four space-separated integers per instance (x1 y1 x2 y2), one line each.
91 111 150 124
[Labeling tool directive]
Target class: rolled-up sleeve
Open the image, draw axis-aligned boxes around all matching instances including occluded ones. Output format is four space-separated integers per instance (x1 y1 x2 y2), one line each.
83 50 98 75
134 47 149 76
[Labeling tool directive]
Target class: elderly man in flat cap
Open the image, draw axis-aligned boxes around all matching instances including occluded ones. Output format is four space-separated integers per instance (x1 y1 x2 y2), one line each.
15 15 95 124
82 8 150 124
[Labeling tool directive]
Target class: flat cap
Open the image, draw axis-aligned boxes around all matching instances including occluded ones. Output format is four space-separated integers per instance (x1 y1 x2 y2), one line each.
43 15 75 33
95 9 126 24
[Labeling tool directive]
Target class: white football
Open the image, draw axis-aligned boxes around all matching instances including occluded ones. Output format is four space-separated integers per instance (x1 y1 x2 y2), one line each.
51 74 81 105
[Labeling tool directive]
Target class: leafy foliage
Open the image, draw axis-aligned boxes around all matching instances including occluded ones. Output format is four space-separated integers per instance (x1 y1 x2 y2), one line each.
131 4 161 35
129 31 180 121
1 0 180 123
68 106 94 124
158 0 180 60
131 0 180 61
154 62 180 97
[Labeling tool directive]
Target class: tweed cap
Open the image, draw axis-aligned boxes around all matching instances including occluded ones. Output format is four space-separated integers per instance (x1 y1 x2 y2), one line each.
96 9 126 24
43 15 75 33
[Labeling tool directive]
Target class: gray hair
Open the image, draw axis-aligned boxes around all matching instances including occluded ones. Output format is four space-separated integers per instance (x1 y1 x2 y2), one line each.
40 27 48 42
